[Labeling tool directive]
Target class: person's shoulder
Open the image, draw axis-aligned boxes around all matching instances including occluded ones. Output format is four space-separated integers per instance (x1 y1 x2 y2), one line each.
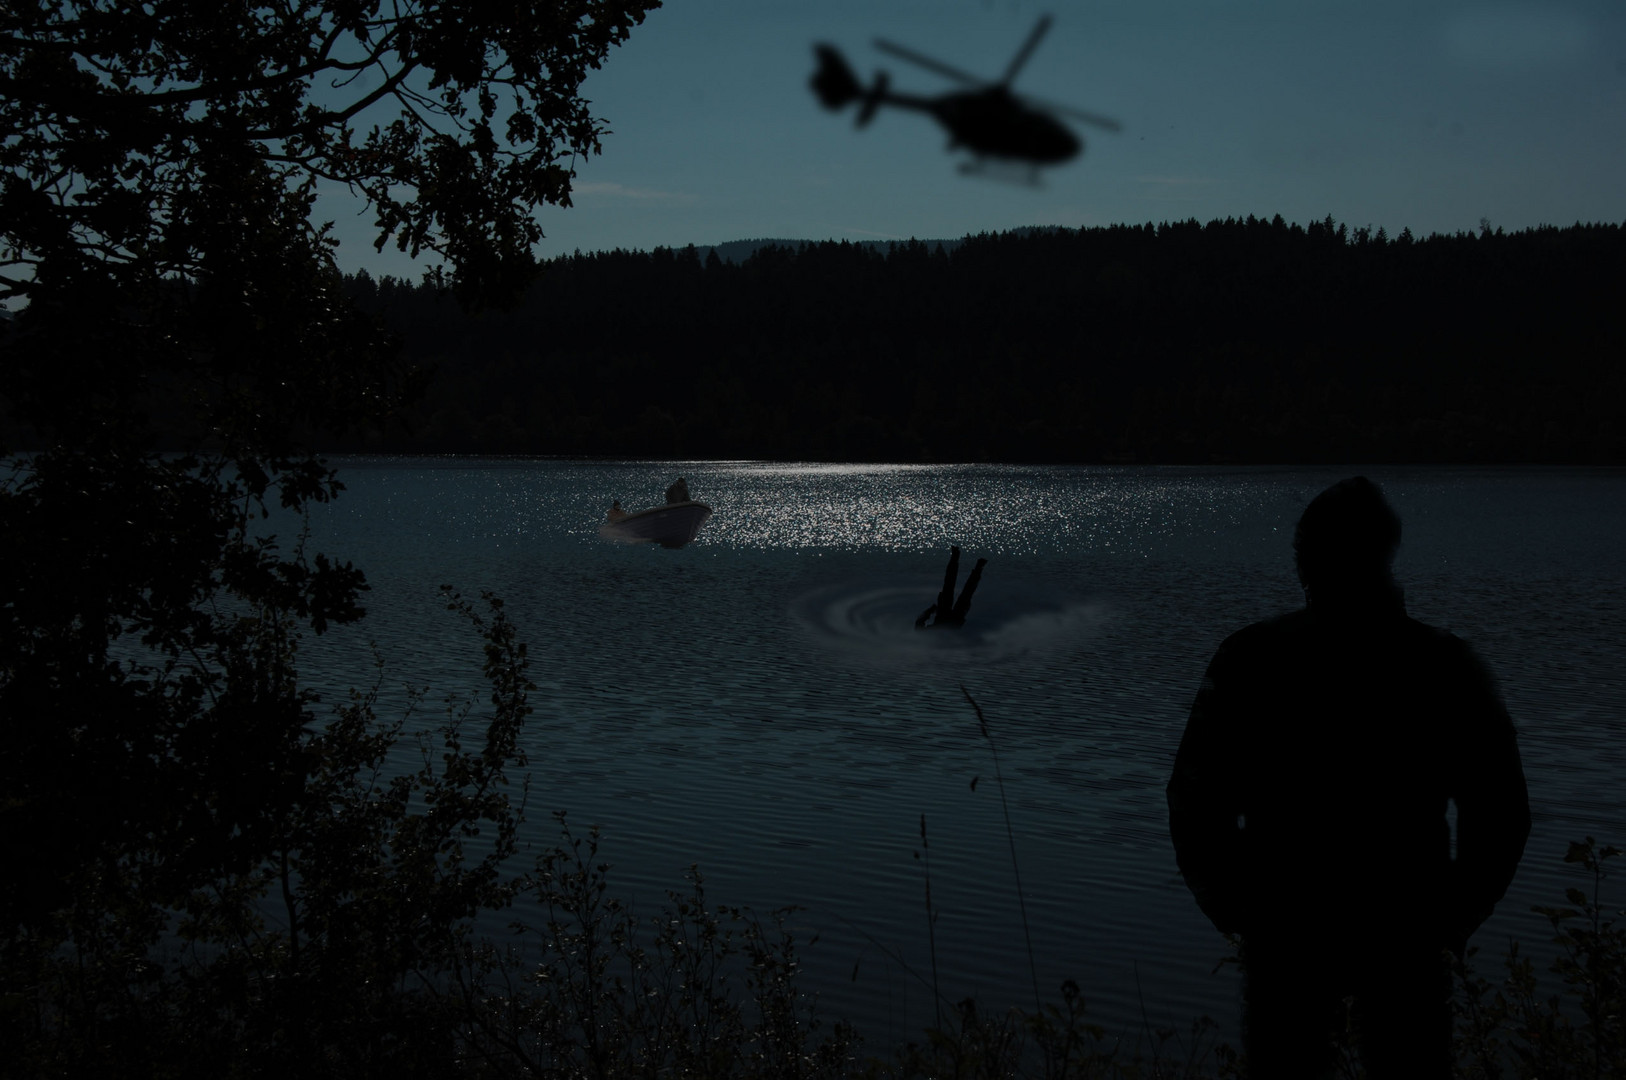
1225 609 1309 645
1400 616 1477 657
1400 616 1501 683
1211 610 1308 661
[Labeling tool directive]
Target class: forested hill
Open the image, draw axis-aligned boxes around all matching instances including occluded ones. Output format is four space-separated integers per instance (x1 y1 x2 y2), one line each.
341 216 1626 464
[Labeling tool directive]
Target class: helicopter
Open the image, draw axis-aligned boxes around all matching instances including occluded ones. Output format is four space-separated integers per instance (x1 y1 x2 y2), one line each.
811 15 1120 178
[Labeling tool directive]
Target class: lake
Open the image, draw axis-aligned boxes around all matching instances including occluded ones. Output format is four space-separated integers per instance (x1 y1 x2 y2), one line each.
293 460 1626 1050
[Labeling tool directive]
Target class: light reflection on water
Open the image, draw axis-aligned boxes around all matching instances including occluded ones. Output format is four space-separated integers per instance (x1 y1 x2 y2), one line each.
292 460 1626 1048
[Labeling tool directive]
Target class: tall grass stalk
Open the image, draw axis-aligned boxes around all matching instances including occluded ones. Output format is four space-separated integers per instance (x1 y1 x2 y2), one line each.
919 813 942 1030
962 684 1043 1014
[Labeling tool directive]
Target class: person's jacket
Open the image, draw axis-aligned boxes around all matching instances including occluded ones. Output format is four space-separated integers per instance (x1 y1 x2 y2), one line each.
1167 591 1530 953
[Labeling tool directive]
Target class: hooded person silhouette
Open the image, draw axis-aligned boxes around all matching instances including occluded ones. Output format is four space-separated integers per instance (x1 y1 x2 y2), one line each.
1167 476 1529 1078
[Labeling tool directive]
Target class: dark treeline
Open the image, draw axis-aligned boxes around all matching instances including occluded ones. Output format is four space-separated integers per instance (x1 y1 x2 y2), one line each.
339 216 1626 463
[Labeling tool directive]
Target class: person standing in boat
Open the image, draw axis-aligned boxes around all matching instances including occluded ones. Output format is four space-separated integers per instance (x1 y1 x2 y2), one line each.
665 476 690 504
1166 476 1529 1077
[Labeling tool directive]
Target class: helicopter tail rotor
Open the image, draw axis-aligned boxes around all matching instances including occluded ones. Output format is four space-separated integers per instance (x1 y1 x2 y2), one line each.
811 44 863 110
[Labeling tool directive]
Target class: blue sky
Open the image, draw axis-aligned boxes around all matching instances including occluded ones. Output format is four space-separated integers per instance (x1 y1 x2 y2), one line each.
329 0 1626 277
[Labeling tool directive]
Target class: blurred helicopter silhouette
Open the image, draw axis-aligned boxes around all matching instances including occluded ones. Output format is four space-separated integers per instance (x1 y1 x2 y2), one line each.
811 15 1120 179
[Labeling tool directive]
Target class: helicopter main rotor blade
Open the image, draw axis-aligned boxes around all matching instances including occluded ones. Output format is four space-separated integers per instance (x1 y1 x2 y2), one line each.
1053 106 1122 133
1000 14 1052 86
1021 93 1123 133
872 38 984 85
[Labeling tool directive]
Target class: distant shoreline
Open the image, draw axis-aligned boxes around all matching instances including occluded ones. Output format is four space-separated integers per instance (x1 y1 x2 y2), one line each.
335 219 1625 465
8 218 1621 466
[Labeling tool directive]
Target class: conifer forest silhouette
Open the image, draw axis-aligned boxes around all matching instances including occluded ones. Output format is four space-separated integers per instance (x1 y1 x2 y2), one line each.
328 217 1625 465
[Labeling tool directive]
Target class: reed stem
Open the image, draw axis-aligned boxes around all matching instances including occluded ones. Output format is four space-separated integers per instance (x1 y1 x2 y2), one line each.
962 684 1043 1014
920 812 942 1030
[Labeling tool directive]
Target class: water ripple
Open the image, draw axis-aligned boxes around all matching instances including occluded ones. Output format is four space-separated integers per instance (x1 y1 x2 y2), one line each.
791 577 1109 665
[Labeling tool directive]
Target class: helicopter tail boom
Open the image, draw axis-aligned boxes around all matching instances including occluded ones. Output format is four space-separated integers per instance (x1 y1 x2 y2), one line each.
855 71 888 127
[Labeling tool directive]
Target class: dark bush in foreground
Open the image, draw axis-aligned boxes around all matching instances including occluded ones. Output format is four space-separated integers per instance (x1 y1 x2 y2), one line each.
4 587 1617 1078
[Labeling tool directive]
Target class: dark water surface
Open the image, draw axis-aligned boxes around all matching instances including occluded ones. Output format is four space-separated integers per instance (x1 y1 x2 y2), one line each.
293 461 1626 1048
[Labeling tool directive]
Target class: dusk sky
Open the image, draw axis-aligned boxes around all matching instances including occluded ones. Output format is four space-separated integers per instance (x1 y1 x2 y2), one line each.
329 0 1626 277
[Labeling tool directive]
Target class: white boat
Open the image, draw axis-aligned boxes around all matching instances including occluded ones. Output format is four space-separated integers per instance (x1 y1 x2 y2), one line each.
598 500 712 548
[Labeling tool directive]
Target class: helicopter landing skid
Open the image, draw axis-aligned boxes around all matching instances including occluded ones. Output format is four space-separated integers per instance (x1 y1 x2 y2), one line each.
958 159 1044 186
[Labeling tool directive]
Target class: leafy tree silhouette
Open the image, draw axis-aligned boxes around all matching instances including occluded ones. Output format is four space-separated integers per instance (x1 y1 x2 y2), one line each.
1 0 658 1072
